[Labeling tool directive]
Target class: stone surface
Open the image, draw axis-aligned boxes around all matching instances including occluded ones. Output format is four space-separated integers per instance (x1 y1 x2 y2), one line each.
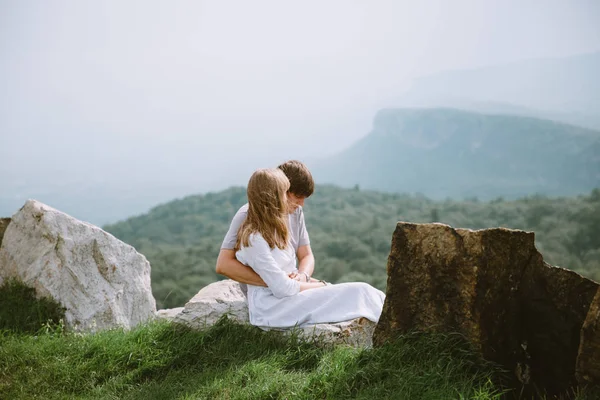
577 289 600 384
0 218 10 249
175 280 375 347
281 317 376 347
0 200 156 332
373 222 599 396
174 280 249 327
156 307 184 321
520 259 598 394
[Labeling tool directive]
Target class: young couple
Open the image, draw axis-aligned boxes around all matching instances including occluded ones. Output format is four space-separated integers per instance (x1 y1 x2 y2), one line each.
216 160 384 329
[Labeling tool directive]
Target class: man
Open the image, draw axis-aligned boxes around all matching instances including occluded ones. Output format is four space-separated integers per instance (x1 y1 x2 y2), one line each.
215 160 315 285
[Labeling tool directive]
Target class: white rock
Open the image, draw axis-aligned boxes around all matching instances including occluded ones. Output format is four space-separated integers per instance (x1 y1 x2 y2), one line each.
174 280 375 347
174 280 249 327
156 307 184 321
284 318 377 347
0 200 156 332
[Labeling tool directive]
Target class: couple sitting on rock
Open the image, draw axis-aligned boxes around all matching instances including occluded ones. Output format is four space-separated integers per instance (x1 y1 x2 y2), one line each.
216 160 384 329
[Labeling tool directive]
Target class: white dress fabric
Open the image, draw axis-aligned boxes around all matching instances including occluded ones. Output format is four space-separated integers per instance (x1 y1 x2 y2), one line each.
236 233 386 328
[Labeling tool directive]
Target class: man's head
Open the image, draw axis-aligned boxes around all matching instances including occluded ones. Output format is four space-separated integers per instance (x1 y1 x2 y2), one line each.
277 160 314 212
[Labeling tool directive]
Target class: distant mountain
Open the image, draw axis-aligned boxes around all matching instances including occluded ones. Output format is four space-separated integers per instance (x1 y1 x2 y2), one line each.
399 99 600 132
397 52 600 130
313 108 600 200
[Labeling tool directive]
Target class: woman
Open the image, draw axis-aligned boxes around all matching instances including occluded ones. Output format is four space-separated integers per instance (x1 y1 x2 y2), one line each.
235 168 385 328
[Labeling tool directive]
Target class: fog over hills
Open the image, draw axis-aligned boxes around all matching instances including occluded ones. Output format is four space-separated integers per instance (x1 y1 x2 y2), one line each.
313 108 600 200
402 52 600 114
393 52 600 130
312 52 600 199
3 48 600 223
2 1 599 225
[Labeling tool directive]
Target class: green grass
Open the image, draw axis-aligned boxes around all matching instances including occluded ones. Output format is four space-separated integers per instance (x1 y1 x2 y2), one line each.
0 317 509 400
0 279 65 333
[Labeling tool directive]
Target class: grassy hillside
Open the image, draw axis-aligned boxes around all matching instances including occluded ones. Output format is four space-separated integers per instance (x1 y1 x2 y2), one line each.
0 281 508 399
313 108 600 200
104 185 600 309
0 314 510 400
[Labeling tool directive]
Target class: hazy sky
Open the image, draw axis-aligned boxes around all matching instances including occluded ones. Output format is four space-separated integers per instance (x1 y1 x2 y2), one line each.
1 0 600 221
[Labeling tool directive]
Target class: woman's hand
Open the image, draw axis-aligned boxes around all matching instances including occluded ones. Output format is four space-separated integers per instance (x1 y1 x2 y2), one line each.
289 272 310 282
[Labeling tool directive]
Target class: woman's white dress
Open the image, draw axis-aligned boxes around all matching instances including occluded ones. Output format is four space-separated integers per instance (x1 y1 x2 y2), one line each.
236 233 385 328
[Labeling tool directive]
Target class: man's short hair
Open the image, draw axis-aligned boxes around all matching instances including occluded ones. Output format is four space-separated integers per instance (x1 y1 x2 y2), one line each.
277 160 314 198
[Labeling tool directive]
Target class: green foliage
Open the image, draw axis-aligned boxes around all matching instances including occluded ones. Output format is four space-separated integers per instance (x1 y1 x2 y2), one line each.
104 185 600 309
0 318 511 399
0 278 65 333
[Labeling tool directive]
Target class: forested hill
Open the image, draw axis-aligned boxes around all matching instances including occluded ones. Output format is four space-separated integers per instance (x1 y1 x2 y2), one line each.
104 185 600 309
313 108 600 200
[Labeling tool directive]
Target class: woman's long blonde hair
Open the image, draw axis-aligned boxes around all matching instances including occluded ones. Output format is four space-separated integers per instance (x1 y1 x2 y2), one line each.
236 168 290 251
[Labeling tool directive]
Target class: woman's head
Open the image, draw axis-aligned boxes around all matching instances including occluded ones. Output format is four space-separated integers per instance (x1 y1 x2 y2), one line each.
236 168 290 250
247 168 290 215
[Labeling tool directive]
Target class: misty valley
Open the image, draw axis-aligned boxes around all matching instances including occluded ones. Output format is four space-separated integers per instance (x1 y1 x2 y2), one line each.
3 51 600 227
